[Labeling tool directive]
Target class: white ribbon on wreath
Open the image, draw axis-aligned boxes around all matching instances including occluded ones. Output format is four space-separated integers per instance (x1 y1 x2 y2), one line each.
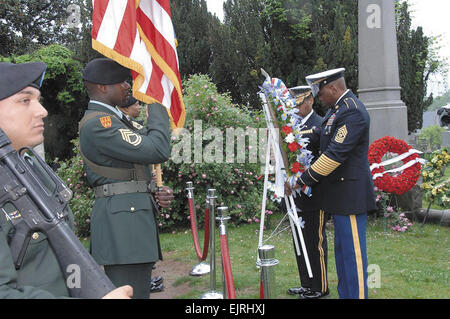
370 148 426 180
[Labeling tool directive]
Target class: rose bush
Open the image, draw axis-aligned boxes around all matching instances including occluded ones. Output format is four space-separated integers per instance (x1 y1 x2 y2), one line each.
421 148 450 208
162 74 280 231
373 187 414 232
56 74 281 236
55 139 94 239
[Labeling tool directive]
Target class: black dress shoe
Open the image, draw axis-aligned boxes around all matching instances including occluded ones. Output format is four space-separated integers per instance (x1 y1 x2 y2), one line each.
150 276 163 286
299 290 329 299
288 287 311 295
150 283 164 293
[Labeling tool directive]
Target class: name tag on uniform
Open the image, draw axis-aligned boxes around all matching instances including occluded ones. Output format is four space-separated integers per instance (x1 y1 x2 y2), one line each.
326 113 336 126
324 113 336 135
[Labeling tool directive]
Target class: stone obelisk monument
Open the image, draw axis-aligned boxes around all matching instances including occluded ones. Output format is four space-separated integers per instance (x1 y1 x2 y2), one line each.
358 0 408 142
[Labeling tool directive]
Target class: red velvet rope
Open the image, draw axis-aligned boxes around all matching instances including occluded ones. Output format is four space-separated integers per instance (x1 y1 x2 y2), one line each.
220 234 236 299
188 198 210 261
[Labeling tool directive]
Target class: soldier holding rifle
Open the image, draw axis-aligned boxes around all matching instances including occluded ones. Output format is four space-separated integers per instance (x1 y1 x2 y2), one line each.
0 61 131 298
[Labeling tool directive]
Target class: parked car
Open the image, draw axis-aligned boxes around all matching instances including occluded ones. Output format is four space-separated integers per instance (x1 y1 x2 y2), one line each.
437 104 450 128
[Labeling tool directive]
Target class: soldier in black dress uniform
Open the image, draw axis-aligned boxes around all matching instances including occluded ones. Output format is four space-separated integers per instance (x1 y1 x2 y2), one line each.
285 86 328 299
299 68 376 299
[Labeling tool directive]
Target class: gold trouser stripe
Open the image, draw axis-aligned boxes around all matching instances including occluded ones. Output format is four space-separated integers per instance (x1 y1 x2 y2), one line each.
318 210 327 293
311 154 341 177
349 215 365 299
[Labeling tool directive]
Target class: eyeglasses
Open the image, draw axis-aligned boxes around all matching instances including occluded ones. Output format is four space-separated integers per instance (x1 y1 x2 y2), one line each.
120 81 131 89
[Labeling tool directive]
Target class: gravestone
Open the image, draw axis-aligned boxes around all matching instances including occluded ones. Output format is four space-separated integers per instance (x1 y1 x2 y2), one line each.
358 0 408 143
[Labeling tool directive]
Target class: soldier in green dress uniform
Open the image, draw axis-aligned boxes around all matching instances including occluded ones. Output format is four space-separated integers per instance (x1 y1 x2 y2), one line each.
79 58 172 299
119 96 143 124
0 61 132 299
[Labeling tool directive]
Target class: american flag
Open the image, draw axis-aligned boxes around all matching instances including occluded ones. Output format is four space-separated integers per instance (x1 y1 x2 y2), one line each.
91 0 185 129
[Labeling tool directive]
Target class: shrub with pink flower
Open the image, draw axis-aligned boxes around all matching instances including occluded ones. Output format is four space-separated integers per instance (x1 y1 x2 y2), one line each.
373 187 413 233
56 139 95 239
160 74 280 230
56 74 282 236
386 210 413 232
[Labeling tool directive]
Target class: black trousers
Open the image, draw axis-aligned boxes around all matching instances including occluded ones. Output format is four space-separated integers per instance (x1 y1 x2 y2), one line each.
292 209 328 293
104 262 155 299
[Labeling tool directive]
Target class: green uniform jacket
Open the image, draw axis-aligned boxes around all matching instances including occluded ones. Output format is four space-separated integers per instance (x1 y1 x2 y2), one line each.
79 102 171 266
0 156 74 298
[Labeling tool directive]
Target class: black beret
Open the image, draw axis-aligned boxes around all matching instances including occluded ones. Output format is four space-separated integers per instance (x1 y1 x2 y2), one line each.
82 58 131 85
0 61 47 101
122 96 138 108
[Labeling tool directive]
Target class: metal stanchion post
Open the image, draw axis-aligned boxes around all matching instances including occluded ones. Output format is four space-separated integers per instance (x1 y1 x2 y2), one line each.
201 189 223 299
217 206 231 298
187 182 210 276
256 245 279 299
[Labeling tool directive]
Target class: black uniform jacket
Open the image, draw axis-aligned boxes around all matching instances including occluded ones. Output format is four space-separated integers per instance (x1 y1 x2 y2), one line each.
300 90 376 215
295 111 323 212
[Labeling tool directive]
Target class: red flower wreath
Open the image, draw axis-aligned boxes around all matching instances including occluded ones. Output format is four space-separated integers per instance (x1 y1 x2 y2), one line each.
368 136 422 195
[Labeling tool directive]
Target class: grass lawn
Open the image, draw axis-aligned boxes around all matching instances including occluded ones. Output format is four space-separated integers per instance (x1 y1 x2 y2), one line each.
159 214 450 299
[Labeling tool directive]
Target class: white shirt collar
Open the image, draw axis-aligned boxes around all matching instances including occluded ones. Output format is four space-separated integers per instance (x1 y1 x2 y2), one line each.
300 109 314 126
90 100 124 119
335 89 350 106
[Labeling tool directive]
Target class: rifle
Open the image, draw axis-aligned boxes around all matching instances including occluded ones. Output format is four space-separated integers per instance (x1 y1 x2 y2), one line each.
0 128 115 298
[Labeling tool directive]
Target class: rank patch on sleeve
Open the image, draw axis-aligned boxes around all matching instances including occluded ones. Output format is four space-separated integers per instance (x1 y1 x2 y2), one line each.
118 129 142 146
99 116 112 128
335 125 348 143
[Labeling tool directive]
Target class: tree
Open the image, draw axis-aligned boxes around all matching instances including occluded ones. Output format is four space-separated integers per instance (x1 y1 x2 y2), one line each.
263 0 315 86
220 0 268 107
1 45 88 160
63 0 102 65
428 90 450 111
396 1 444 132
0 0 75 56
171 0 214 77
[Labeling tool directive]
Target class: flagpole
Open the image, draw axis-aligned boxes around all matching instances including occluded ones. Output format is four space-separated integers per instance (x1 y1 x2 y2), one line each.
153 164 163 187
